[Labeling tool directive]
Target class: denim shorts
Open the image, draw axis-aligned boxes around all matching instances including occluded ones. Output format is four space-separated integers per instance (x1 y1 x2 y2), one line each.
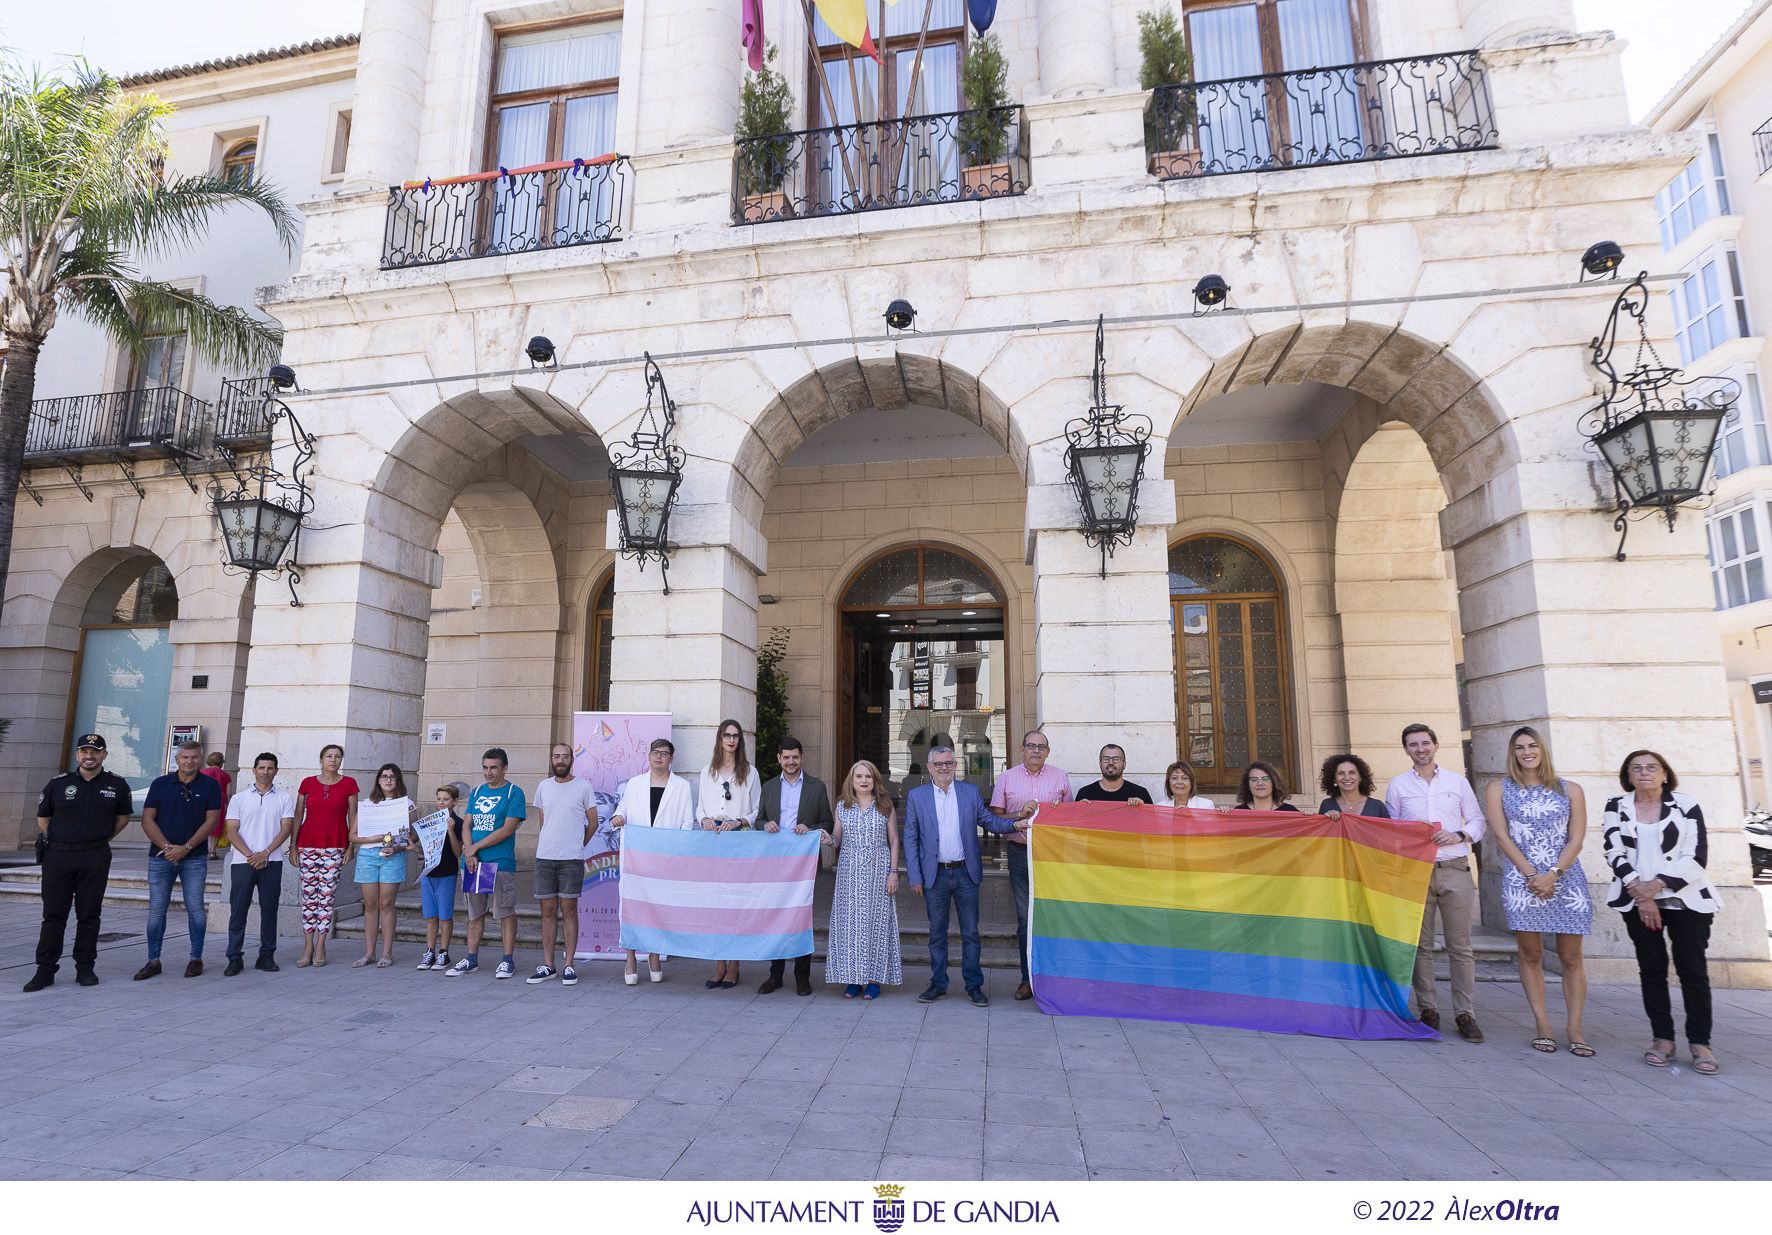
534 858 585 900
420 874 456 919
353 846 408 885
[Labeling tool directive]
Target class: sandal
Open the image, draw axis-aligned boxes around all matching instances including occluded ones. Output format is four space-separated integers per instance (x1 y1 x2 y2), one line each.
1568 1041 1596 1058
1691 1053 1720 1075
1642 1048 1671 1068
375 957 393 969
351 956 373 969
295 957 313 968
1531 1037 1557 1053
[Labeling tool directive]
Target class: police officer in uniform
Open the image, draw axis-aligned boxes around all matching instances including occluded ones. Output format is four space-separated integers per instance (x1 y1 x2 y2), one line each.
24 734 134 992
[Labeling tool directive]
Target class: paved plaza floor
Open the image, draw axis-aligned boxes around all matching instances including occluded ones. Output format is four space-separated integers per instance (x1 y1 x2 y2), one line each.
0 899 1768 1183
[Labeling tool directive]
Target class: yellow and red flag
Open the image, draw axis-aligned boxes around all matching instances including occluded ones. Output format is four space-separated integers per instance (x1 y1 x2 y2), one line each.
813 0 881 63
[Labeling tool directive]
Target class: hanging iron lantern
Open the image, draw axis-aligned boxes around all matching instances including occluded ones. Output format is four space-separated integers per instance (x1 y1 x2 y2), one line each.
1063 317 1153 577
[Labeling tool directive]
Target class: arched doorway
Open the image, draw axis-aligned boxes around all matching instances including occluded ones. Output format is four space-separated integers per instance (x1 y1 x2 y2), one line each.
584 570 614 712
69 557 179 806
838 545 1007 803
1169 534 1295 794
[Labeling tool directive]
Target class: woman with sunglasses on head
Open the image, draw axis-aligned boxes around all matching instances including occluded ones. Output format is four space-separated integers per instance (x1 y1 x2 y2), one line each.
1603 749 1722 1074
351 763 420 969
698 719 761 989
291 744 358 968
1233 761 1298 811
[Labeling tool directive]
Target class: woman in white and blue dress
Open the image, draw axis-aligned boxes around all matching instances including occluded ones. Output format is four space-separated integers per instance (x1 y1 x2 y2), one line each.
825 760 902 1000
1481 726 1593 1057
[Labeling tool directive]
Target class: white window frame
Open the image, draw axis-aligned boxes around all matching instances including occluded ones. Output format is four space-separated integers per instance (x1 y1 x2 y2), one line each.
1656 121 1732 251
321 102 352 184
1709 501 1769 609
1714 368 1769 481
1672 245 1748 365
208 118 267 182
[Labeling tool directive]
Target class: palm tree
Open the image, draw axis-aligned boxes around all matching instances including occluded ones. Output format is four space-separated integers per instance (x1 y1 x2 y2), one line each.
0 59 298 625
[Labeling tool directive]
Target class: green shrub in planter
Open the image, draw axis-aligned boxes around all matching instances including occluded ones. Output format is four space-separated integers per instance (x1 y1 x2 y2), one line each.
958 33 1012 167
736 43 798 197
1138 7 1196 156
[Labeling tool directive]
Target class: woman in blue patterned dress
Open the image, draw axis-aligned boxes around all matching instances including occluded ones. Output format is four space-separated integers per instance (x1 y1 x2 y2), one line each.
1481 726 1593 1056
825 760 902 999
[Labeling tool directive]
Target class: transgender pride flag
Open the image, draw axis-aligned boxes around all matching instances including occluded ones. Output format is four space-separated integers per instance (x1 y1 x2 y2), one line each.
618 825 820 960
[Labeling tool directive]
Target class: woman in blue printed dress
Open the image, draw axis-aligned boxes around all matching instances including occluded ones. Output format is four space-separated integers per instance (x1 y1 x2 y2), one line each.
1481 726 1594 1057
824 760 902 999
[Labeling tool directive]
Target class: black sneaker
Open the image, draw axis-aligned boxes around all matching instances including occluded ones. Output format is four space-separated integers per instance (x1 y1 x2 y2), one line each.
255 956 280 972
917 985 944 1004
526 965 557 985
967 988 989 1007
75 970 99 987
22 970 53 993
224 958 244 976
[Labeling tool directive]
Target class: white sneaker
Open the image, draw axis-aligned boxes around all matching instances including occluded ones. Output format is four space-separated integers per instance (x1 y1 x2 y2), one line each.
526 965 556 985
416 950 435 971
494 960 515 980
561 966 578 987
433 951 450 971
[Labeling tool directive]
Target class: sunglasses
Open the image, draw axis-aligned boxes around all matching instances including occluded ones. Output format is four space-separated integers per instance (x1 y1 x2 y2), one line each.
722 781 732 800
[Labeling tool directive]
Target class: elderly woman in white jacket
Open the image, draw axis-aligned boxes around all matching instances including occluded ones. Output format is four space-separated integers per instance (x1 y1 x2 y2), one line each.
609 737 695 984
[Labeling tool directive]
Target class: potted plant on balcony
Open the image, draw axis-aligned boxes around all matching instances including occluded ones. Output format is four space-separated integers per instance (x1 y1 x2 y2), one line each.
735 44 798 222
1139 7 1197 177
958 34 1013 200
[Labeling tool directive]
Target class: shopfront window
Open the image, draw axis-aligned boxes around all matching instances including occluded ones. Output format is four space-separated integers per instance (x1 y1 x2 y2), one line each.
71 558 179 807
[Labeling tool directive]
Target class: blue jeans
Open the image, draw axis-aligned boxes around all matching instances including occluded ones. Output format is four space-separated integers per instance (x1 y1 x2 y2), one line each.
147 851 209 961
923 865 983 994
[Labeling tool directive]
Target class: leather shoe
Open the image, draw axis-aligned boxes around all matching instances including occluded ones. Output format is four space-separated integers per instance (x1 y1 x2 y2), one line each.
917 984 944 1004
75 970 98 987
1419 1006 1440 1031
967 988 989 1008
795 979 813 996
255 956 280 973
132 960 162 981
223 958 244 976
757 976 783 994
1456 1013 1484 1043
1014 982 1033 1001
184 959 203 978
22 970 54 993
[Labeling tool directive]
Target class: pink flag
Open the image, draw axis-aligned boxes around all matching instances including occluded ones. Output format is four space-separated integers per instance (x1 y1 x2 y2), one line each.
742 0 765 72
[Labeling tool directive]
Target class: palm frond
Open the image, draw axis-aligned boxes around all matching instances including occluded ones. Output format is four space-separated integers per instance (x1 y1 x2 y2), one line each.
116 279 283 372
125 172 301 259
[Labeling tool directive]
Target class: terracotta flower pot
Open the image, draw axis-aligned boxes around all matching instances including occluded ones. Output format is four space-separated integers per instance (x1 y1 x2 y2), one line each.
740 191 792 223
1147 147 1201 179
961 163 1010 200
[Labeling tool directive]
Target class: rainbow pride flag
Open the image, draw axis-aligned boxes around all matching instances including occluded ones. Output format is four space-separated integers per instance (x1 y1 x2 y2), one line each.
618 824 820 961
1030 803 1439 1040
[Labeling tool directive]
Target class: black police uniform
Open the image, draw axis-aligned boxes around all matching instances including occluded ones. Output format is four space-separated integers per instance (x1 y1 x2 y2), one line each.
34 765 133 978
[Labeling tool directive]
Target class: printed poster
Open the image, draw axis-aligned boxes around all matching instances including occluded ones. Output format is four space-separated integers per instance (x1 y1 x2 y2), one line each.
571 711 673 959
411 809 452 875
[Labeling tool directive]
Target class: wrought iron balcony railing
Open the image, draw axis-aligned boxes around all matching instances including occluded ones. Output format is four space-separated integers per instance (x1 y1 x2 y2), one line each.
1755 119 1772 179
215 376 277 446
382 154 631 270
25 386 208 464
731 105 1029 225
1145 50 1497 180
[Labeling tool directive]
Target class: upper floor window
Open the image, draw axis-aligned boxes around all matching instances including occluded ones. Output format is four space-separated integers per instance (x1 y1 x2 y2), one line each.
1655 124 1731 250
488 21 621 172
1715 370 1769 481
324 107 352 180
221 139 257 187
1672 246 1751 365
811 0 965 129
1183 0 1361 80
1710 503 1768 609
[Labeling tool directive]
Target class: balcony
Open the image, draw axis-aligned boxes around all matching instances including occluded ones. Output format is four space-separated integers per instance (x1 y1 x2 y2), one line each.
25 387 207 465
1144 51 1497 180
1756 118 1771 180
215 376 277 448
381 155 631 270
731 106 1029 225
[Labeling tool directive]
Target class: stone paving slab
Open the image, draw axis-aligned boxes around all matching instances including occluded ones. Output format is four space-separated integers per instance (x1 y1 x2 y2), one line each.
0 900 1769 1181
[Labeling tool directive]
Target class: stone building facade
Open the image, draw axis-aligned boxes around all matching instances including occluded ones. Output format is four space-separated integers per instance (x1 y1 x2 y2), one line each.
5 1 1769 982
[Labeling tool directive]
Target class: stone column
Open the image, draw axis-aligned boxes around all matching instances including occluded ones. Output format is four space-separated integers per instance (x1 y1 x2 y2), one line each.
636 0 742 150
1457 0 1576 47
340 0 433 192
606 502 763 762
1026 479 1179 794
1037 0 1118 99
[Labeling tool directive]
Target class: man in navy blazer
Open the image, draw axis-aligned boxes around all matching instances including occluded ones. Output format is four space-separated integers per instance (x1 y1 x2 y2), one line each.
902 744 1028 1006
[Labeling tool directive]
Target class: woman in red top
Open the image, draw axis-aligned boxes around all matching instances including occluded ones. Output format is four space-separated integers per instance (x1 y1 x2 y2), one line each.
291 743 358 967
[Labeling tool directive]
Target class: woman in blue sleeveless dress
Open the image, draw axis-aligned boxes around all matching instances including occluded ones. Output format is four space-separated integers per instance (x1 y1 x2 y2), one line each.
1481 726 1593 1056
824 760 902 999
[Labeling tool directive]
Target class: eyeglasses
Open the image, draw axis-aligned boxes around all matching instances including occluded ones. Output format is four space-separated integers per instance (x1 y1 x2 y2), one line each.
1627 764 1662 774
721 731 740 740
1247 774 1272 783
930 761 957 770
1022 743 1048 751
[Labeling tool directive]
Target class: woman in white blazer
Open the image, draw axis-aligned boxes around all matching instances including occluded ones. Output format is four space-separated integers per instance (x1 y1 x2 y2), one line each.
609 737 695 983
696 719 762 989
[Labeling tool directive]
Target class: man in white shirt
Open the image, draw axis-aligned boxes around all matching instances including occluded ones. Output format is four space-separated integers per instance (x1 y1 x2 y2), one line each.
528 742 598 987
223 753 296 977
1384 723 1488 1042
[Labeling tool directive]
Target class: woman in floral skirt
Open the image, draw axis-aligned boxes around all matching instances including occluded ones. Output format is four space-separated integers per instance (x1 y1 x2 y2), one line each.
825 760 902 999
1482 726 1593 1056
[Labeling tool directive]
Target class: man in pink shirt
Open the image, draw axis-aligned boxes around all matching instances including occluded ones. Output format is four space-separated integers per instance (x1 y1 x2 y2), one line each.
990 729 1070 1001
1384 723 1488 1042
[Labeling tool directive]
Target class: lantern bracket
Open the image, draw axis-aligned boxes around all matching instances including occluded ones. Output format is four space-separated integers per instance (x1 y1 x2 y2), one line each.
205 388 317 606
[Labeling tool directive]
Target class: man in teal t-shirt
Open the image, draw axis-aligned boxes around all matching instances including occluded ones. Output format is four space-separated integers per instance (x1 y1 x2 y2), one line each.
447 748 527 979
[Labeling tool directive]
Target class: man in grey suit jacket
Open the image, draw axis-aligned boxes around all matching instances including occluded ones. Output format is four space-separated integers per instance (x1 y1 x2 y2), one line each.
756 737 835 996
902 744 1027 1007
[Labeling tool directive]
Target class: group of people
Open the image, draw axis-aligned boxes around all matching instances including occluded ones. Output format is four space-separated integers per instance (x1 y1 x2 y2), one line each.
24 718 1725 1073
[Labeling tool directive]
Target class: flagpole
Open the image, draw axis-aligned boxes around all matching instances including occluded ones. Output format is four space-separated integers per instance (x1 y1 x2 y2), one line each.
799 0 864 202
892 0 938 191
837 34 872 202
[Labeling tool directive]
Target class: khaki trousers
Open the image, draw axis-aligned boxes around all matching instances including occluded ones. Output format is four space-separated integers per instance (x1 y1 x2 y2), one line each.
1413 858 1476 1017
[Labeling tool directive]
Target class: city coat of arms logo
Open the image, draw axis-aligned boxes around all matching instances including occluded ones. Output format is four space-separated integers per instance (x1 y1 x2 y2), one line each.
872 1183 906 1233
